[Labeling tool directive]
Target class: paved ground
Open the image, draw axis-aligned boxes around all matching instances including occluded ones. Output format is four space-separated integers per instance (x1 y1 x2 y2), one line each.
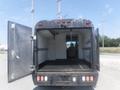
0 53 120 90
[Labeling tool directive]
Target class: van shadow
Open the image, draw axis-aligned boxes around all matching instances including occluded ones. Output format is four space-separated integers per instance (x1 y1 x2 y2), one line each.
33 86 94 90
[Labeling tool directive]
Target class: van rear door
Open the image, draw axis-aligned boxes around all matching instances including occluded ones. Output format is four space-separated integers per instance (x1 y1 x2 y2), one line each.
8 21 32 82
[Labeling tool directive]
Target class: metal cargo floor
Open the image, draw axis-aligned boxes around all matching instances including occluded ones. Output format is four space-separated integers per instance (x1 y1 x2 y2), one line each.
38 59 91 72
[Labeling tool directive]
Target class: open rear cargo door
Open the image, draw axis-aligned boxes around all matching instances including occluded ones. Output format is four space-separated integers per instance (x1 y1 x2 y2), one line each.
8 21 32 82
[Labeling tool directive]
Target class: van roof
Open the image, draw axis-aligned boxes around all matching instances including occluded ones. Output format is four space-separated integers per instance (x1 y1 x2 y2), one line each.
35 19 93 30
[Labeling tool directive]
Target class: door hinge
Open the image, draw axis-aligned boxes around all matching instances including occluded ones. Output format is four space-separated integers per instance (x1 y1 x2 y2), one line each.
11 23 16 30
30 65 35 72
31 35 36 40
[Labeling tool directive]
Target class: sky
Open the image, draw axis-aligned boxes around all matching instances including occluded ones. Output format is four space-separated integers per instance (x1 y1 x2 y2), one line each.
0 0 120 46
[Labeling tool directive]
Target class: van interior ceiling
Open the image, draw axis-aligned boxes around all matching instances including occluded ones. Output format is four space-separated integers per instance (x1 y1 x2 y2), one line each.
36 28 93 72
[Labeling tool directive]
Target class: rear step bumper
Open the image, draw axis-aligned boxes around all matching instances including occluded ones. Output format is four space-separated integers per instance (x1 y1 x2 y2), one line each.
33 71 98 87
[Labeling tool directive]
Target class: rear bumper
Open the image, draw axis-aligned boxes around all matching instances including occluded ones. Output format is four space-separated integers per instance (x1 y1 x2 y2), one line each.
33 71 98 87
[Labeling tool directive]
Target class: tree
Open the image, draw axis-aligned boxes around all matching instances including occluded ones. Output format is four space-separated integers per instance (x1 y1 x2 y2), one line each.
99 35 120 47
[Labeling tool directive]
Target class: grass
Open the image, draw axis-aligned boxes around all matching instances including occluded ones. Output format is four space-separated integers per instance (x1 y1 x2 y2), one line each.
100 47 120 53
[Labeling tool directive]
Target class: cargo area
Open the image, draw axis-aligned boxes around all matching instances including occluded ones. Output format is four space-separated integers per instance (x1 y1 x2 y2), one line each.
36 28 93 72
38 60 91 72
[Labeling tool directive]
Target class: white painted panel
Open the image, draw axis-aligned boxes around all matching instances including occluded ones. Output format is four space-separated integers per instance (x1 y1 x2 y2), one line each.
82 30 91 62
48 33 66 60
48 38 56 60
83 30 91 48
37 33 48 64
78 35 83 59
55 33 66 59
37 34 48 48
38 51 48 64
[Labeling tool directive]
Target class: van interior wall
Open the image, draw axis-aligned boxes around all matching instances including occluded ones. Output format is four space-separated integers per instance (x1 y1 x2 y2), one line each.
37 32 48 64
37 30 92 65
48 33 66 60
82 30 92 63
78 34 83 59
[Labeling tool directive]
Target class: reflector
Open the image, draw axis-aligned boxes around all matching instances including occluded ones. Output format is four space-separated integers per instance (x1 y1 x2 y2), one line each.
40 76 44 81
86 76 90 82
90 76 94 81
37 76 40 82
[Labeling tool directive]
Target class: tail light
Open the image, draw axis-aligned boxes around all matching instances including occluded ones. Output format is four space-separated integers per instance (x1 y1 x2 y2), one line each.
37 75 48 82
82 75 94 82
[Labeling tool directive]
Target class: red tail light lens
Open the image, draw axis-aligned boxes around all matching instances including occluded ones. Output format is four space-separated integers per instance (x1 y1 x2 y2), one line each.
86 76 90 82
82 75 94 82
90 76 94 81
37 76 41 82
37 75 48 82
40 76 44 81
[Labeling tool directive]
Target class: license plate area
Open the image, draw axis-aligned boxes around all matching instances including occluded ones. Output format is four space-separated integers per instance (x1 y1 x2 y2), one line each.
52 75 78 85
58 75 71 81
53 75 73 84
53 75 71 82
